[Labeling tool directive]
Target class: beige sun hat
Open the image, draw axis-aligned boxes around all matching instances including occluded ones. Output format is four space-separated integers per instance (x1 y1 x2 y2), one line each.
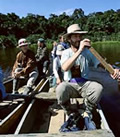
63 24 88 39
17 38 30 48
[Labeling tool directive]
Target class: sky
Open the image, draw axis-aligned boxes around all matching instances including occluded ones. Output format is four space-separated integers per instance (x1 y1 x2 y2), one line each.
0 0 120 18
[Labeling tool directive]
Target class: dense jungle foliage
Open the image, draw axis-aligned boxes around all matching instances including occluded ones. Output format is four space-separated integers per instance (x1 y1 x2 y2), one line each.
0 8 120 48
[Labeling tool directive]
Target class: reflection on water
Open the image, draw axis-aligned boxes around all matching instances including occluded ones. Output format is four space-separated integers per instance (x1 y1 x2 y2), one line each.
0 48 19 71
0 43 120 71
93 43 120 68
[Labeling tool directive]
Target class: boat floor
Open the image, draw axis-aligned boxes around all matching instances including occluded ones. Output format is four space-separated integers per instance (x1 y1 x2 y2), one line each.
12 91 115 137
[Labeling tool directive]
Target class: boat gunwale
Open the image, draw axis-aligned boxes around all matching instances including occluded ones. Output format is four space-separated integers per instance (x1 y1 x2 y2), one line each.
14 78 50 134
0 102 25 126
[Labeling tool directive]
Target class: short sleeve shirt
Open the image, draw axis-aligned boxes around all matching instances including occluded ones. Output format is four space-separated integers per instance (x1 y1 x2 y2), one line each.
61 48 100 81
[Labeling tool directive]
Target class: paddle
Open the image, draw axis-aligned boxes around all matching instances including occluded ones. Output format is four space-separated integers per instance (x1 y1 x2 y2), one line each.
89 47 114 74
3 76 13 84
30 78 45 97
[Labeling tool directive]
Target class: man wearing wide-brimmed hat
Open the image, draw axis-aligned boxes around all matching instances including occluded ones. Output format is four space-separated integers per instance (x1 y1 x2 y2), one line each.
56 24 103 130
11 38 38 94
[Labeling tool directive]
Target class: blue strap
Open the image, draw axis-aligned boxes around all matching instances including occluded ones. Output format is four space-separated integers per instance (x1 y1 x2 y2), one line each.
69 78 88 83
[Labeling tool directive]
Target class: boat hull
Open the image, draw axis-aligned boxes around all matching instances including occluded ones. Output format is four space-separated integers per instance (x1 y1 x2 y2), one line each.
15 92 112 135
0 94 30 134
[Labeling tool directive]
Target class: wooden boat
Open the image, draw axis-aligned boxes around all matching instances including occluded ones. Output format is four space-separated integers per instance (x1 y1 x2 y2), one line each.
0 76 49 134
0 94 30 134
1 48 116 136
14 84 115 137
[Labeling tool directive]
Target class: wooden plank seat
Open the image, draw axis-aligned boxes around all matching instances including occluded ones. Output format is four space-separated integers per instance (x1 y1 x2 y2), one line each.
48 109 65 133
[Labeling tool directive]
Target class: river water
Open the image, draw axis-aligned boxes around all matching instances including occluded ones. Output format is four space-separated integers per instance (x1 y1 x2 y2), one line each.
0 44 120 71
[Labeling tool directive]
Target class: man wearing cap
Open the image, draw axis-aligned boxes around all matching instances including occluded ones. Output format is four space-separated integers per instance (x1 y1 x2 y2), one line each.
11 38 38 94
35 38 49 76
56 24 103 130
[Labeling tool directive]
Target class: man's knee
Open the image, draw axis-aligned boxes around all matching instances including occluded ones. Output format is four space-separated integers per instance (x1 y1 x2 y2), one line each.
56 82 69 104
14 68 23 73
90 81 103 94
88 82 103 104
56 82 67 94
94 82 103 96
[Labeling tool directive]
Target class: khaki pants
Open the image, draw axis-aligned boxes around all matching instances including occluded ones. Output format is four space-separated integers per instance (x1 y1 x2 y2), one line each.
56 81 103 114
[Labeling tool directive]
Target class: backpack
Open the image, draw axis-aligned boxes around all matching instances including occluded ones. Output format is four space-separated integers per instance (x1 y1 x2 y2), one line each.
59 113 81 132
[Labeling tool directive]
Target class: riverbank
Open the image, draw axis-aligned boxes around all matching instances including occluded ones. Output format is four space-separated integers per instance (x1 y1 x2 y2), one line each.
93 41 120 45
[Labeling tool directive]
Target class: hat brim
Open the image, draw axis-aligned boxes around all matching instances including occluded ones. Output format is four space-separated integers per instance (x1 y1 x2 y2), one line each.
63 31 88 39
17 42 30 48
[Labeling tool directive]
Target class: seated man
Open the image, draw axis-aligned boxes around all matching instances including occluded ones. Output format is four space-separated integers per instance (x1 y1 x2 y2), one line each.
56 24 103 130
0 67 7 100
35 38 49 76
56 24 120 131
11 38 38 94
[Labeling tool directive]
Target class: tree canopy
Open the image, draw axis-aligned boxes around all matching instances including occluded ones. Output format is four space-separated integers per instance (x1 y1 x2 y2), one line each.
0 8 120 48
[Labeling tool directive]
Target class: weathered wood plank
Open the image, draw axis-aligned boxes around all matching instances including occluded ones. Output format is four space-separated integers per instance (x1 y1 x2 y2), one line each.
0 129 115 137
0 102 27 133
48 109 65 133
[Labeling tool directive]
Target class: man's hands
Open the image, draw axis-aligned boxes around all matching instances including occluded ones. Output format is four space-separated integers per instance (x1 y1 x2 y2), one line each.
12 71 21 78
79 39 91 52
111 69 120 80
